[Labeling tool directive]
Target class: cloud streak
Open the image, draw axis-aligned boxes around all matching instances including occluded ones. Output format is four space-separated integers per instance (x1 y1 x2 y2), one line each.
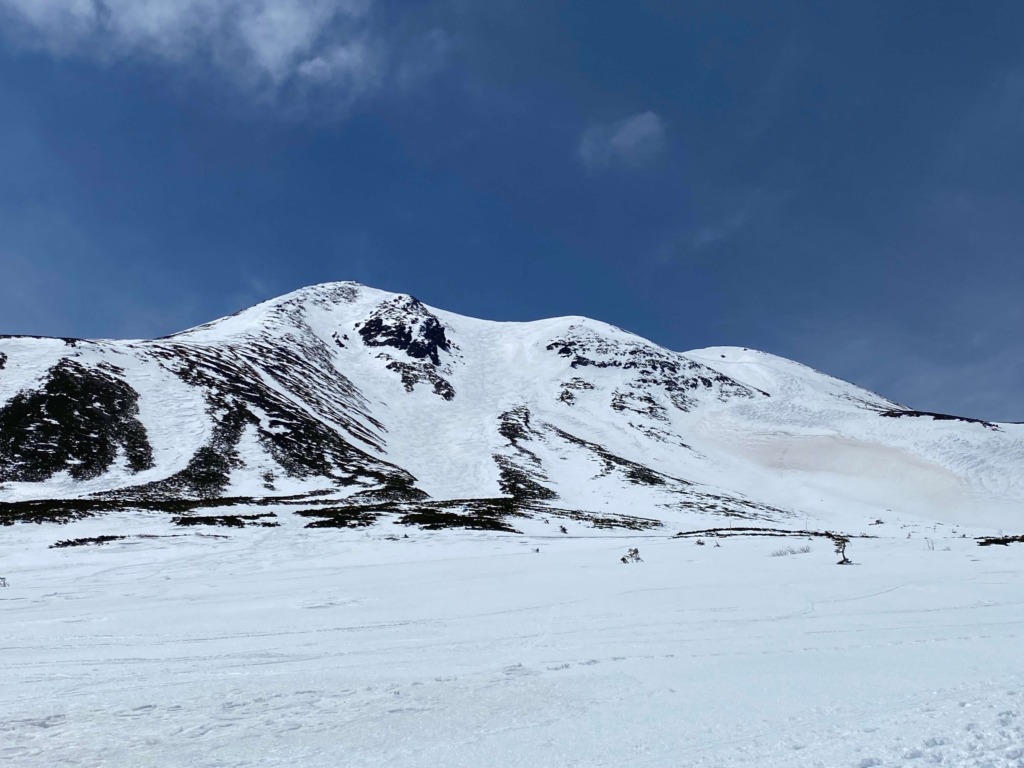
0 0 392 99
578 111 666 171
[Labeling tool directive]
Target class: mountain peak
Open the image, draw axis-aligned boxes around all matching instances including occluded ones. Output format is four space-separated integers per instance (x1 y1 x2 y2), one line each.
2 283 1021 535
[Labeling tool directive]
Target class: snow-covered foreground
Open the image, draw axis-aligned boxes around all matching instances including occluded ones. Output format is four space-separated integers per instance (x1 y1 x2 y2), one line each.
3 518 1023 767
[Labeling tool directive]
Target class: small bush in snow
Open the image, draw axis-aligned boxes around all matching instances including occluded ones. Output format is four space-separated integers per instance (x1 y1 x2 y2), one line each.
769 544 812 557
832 535 851 565
620 547 643 564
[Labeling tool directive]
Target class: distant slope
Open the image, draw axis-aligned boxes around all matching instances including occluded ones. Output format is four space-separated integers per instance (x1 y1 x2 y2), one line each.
2 282 1021 533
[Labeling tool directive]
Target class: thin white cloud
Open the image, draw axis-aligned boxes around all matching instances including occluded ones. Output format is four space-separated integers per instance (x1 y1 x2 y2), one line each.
578 111 666 171
0 0 393 98
296 40 380 89
394 27 449 89
689 184 793 253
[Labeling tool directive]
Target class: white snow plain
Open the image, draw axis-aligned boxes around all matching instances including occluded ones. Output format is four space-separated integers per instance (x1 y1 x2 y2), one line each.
3 514 1023 768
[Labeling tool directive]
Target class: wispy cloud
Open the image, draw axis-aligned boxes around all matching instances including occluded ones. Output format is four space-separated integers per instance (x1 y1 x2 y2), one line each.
650 181 794 265
578 111 666 171
689 184 793 253
0 0 444 105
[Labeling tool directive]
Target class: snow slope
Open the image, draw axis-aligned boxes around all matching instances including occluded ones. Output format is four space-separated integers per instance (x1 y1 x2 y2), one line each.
4 280 1019 536
1 281 1021 537
2 516 1023 768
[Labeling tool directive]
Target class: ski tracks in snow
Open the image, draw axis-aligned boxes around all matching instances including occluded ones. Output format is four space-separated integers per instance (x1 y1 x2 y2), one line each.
3 528 1024 767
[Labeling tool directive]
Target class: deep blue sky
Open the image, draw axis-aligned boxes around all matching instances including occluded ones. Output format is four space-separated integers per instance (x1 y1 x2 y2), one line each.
1 1 1022 420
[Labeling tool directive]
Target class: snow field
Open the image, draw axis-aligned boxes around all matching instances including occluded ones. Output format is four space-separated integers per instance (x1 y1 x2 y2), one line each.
3 517 1023 767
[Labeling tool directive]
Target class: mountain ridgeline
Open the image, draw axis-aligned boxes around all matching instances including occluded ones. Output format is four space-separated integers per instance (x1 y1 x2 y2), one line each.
1 282 1021 532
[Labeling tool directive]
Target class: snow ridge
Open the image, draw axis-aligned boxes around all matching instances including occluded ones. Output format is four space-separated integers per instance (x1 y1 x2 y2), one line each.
1 281 1021 533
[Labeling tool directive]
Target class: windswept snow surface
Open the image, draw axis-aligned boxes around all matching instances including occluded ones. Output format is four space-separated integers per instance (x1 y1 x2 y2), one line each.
3 520 1024 768
685 347 1024 529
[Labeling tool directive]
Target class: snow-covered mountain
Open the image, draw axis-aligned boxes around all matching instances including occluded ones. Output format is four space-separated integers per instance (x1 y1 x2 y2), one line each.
2 281 1021 532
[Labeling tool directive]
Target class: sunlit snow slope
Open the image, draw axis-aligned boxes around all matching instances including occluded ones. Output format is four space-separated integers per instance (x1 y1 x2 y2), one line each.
1 281 1020 533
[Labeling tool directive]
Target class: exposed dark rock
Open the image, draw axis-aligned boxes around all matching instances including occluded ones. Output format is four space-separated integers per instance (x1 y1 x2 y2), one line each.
668 492 790 521
1 498 106 525
548 424 685 488
0 359 154 483
1 490 413 527
497 406 534 444
879 409 1001 431
385 360 455 400
558 378 594 405
545 506 662 531
494 407 558 504
625 465 665 486
546 328 766 416
51 535 127 549
295 496 526 532
494 455 558 503
359 296 451 365
672 526 872 541
397 508 520 533
122 402 251 499
349 474 430 503
611 390 668 422
627 422 692 449
977 534 1024 546
301 508 380 528
126 337 418 499
355 296 457 399
172 513 278 528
